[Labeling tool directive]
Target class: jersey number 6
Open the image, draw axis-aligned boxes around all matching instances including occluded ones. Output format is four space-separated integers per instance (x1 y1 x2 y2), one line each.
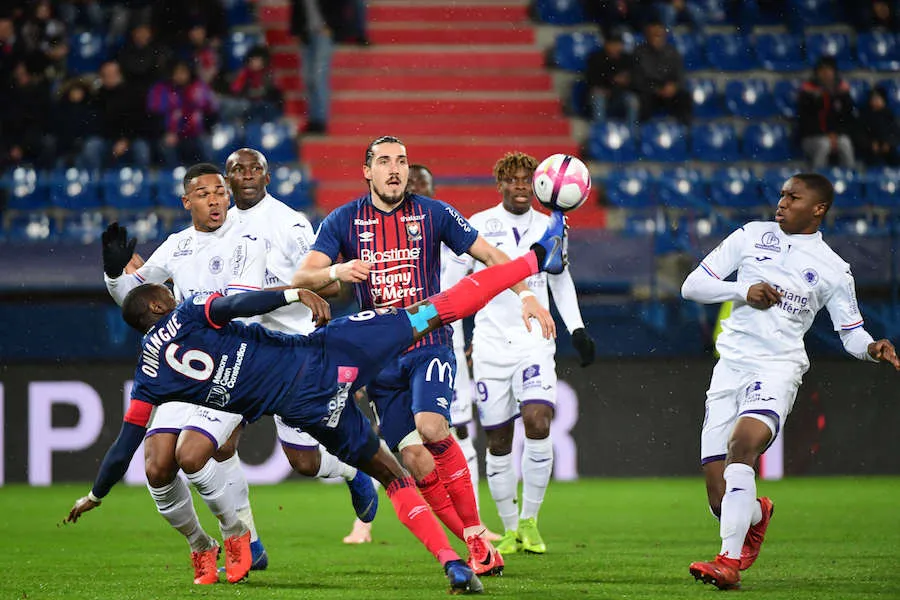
165 344 215 381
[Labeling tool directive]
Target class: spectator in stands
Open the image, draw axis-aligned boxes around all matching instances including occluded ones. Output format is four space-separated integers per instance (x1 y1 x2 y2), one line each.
632 20 692 125
107 1 154 47
855 87 900 167
0 13 27 101
584 29 639 128
81 60 153 171
152 0 226 50
855 0 900 32
147 59 218 167
730 0 791 34
174 23 223 91
582 1 650 37
53 77 98 168
58 0 106 34
290 0 354 134
117 22 171 98
20 0 68 80
798 57 856 169
221 45 282 124
652 0 706 31
1 61 55 168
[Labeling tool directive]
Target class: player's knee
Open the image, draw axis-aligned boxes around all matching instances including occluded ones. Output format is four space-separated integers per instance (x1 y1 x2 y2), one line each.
485 429 513 456
144 454 178 487
521 413 552 440
415 414 450 444
284 446 320 477
726 437 761 465
400 444 434 480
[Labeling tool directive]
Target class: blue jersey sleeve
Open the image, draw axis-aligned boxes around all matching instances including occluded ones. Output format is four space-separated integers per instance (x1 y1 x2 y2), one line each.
436 201 479 256
311 208 346 262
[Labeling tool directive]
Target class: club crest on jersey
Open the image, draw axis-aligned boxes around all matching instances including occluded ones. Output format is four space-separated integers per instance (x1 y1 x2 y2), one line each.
209 256 224 274
802 268 819 286
174 237 193 257
484 218 505 237
754 232 781 252
406 221 422 241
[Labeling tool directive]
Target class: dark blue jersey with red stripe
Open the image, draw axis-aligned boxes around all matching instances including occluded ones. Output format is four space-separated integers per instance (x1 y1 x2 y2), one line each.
313 193 478 348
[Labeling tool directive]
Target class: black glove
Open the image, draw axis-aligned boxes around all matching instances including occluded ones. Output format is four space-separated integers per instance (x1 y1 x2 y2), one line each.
101 222 136 278
571 328 596 367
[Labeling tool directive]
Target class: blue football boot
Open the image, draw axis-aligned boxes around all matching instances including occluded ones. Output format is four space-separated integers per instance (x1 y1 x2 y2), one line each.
347 471 378 523
445 559 484 595
531 210 568 274
250 539 268 571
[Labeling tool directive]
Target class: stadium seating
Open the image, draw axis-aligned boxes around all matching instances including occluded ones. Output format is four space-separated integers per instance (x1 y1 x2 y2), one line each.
103 168 154 210
705 34 756 71
790 0 837 27
1 167 48 211
824 167 866 210
639 121 688 162
864 169 900 208
755 33 805 72
117 211 165 243
690 122 741 162
68 31 107 75
269 166 314 210
725 79 777 118
49 168 102 210
760 167 801 202
846 78 872 109
603 169 654 209
211 122 244 165
154 167 189 210
709 167 762 209
245 122 298 164
878 78 900 113
552 31 601 72
671 32 708 71
586 121 637 162
656 168 706 209
568 78 590 118
4 212 55 242
225 31 263 71
856 33 900 72
223 0 254 26
742 122 793 162
773 79 801 118
59 211 105 244
805 32 855 71
686 78 723 118
533 0 585 25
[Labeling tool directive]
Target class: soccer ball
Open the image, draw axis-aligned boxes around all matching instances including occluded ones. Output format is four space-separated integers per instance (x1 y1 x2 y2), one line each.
532 154 591 212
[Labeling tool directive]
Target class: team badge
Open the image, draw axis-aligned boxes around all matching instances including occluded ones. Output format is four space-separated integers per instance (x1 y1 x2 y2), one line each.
406 222 422 241
754 232 781 252
209 256 223 274
484 218 505 237
174 237 193 257
802 268 819 286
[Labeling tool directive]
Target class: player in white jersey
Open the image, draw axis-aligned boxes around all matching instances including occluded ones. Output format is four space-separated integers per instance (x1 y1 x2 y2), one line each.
224 148 377 527
102 164 266 583
442 152 595 555
681 173 899 590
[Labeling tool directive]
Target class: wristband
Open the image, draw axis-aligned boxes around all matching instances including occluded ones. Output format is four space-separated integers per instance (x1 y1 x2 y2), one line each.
88 491 102 503
329 265 338 281
518 290 536 301
284 289 301 304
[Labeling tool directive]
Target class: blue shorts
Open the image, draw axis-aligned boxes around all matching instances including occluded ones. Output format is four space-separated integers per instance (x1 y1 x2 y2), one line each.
278 308 415 466
367 343 457 451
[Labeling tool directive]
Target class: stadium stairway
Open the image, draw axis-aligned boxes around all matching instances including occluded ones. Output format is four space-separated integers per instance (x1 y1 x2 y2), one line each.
257 0 605 226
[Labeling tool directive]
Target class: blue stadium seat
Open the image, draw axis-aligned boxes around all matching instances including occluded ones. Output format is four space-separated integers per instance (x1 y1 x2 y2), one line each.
761 167 801 203
552 31 601 72
639 121 688 162
705 34 757 71
857 33 900 71
4 212 56 242
743 123 793 162
223 0 253 26
154 166 188 210
103 168 154 210
864 169 900 208
880 78 900 113
755 33 805 72
846 78 872 109
1 167 48 211
657 168 706 209
117 211 165 242
569 78 590 118
790 0 837 27
49 168 102 210
59 211 105 244
270 166 314 210
686 0 728 24
710 168 761 208
587 121 637 162
604 169 654 208
67 31 107 74
686 78 723 118
211 122 243 165
805 32 855 71
725 79 777 118
773 79 801 118
823 167 865 209
534 0 586 24
225 31 262 71
690 122 740 162
245 121 297 164
671 32 708 71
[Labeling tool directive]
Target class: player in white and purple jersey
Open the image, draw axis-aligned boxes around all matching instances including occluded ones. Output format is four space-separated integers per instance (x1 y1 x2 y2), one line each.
66 207 570 594
682 173 899 590
292 136 556 576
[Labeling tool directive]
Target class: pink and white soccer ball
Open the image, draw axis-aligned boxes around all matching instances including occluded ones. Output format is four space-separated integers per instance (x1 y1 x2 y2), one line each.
532 154 591 212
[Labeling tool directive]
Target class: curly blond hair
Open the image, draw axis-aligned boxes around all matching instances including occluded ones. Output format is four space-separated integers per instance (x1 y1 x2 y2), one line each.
492 151 538 184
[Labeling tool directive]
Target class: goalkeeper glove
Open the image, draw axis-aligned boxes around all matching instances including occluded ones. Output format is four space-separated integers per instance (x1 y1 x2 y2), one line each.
571 328 596 367
101 222 137 278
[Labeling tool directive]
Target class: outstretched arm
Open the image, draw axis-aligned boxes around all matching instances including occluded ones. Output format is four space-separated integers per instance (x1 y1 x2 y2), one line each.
207 288 331 327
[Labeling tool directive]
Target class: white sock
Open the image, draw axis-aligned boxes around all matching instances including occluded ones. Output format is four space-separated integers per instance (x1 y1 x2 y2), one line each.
750 499 763 526
218 453 259 542
520 436 553 521
186 459 244 539
457 434 480 511
719 463 757 560
316 446 358 481
148 477 214 552
485 451 518 531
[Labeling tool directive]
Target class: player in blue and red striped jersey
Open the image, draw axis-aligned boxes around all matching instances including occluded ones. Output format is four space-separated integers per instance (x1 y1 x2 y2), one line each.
292 136 556 576
65 209 569 594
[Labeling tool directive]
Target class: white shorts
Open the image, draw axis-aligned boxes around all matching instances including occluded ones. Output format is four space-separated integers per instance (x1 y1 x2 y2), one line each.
450 344 474 427
700 360 801 465
274 415 320 450
146 401 244 450
472 341 557 429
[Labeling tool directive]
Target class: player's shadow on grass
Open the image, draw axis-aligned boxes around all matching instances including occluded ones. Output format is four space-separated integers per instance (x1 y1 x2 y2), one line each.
243 581 345 590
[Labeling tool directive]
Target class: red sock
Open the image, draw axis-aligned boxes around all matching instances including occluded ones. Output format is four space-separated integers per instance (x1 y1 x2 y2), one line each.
417 470 466 541
430 253 538 322
424 437 480 530
386 476 460 566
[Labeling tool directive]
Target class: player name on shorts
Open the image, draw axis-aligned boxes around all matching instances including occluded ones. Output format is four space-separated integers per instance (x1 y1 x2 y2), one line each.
139 314 184 377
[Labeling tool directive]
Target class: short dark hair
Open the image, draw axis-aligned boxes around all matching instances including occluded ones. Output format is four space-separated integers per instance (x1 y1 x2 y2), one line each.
122 284 166 332
409 164 432 178
792 172 835 212
365 135 404 166
183 163 222 192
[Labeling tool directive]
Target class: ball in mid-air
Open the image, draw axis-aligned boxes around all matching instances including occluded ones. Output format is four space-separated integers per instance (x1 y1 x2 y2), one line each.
532 154 591 212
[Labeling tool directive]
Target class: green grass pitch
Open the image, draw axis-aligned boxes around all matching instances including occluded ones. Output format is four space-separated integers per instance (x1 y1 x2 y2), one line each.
5 477 899 599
